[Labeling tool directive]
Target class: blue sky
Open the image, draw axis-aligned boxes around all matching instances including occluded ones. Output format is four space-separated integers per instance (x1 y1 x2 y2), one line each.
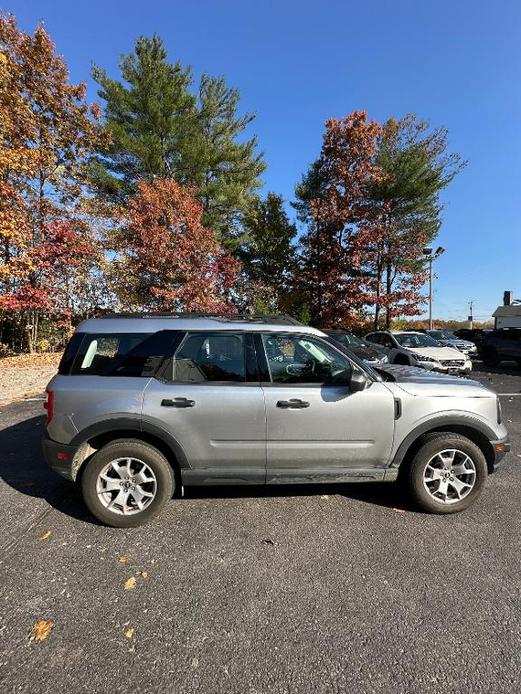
7 0 521 321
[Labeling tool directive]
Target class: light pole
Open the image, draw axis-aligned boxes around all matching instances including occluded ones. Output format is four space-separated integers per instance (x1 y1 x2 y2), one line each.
423 246 445 330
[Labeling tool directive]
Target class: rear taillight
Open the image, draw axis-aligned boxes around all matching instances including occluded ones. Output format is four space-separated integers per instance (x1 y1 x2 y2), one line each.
44 389 54 424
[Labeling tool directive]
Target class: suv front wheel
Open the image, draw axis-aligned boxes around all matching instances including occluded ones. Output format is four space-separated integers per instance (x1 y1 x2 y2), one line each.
406 433 487 514
81 439 175 527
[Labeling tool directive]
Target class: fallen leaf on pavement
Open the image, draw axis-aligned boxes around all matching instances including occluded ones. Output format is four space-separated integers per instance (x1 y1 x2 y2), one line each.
32 619 54 642
123 576 136 590
139 571 148 579
392 508 406 513
39 530 51 541
320 495 330 500
125 627 134 639
118 556 129 563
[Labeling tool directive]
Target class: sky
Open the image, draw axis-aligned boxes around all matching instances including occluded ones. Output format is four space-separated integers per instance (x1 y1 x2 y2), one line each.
6 0 521 322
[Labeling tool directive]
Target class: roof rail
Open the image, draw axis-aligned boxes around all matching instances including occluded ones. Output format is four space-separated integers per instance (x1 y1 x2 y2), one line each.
94 312 303 326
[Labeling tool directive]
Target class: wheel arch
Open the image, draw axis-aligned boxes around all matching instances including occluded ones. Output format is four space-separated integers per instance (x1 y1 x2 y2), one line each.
392 417 497 475
70 417 189 482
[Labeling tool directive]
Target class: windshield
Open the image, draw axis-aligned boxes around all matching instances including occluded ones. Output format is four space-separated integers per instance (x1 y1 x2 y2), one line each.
394 333 440 348
331 332 364 347
429 330 455 340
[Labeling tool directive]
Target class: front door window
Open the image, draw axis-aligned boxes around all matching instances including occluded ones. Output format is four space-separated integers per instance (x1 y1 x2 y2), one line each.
262 334 352 385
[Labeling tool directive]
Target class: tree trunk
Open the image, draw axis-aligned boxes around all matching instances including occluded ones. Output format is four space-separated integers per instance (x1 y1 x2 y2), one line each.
385 262 392 329
373 248 382 330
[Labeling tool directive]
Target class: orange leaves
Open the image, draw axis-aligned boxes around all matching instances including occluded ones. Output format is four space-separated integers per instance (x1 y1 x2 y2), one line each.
123 576 137 591
31 619 54 642
0 14 106 317
116 178 240 313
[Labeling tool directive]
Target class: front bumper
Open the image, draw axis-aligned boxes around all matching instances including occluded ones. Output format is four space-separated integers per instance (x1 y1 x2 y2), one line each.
42 434 80 481
418 361 472 375
490 436 511 469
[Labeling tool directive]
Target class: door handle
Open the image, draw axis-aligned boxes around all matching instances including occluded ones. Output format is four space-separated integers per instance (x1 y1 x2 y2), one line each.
276 399 310 409
161 397 195 408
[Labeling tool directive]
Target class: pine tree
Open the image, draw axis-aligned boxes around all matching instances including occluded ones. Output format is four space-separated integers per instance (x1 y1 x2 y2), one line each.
238 193 296 310
91 37 265 247
368 115 466 328
90 35 196 200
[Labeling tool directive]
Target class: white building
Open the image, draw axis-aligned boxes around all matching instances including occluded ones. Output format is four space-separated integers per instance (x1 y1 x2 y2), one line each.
493 291 521 328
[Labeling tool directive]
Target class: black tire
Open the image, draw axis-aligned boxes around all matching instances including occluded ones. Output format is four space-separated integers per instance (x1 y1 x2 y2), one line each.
81 439 175 528
394 354 410 365
405 433 487 514
481 347 500 367
516 359 521 368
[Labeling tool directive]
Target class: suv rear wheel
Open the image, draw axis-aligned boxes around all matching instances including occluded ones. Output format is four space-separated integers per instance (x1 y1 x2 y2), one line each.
81 439 175 527
406 433 487 514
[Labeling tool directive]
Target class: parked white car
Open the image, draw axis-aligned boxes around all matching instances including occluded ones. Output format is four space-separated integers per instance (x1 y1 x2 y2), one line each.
365 331 472 375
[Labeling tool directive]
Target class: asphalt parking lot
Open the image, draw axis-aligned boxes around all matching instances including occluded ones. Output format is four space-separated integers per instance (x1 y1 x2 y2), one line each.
1 362 520 693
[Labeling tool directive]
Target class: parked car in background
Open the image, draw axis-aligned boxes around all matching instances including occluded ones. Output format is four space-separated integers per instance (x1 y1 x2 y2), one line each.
323 330 389 366
480 329 521 367
365 331 472 375
420 329 478 356
453 328 491 349
42 314 509 526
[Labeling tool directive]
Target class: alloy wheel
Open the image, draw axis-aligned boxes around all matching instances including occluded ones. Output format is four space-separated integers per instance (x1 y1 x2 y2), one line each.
422 449 477 505
96 457 157 515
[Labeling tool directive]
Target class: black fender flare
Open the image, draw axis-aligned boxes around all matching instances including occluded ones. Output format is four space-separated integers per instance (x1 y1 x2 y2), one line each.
390 414 497 469
70 416 190 469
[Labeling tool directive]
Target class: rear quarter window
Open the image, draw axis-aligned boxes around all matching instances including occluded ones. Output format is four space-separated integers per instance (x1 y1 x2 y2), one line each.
69 333 152 375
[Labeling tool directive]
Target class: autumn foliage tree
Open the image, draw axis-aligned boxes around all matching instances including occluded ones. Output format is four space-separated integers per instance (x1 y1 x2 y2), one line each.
113 178 240 312
295 112 383 326
295 111 464 328
0 15 104 349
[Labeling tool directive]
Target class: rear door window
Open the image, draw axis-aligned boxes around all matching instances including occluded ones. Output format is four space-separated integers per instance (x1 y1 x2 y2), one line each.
172 332 246 383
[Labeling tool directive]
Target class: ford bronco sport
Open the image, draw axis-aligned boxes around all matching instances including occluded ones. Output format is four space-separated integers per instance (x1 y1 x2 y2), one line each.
42 314 510 527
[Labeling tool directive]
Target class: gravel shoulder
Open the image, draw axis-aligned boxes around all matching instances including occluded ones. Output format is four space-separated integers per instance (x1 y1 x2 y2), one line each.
0 353 60 403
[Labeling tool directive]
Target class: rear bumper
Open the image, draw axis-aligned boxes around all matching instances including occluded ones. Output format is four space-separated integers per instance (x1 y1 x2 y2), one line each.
42 434 80 481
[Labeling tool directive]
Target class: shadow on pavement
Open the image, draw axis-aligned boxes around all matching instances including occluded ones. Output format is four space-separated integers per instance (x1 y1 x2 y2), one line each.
0 412 415 525
184 480 414 511
472 361 521 377
0 413 101 525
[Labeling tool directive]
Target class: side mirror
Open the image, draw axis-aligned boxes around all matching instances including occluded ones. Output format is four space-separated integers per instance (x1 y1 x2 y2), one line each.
350 370 368 392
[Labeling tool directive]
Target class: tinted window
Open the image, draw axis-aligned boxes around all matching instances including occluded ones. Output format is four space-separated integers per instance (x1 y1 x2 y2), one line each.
329 332 364 348
110 331 182 377
263 334 352 384
58 332 84 374
394 333 439 348
70 333 152 375
365 333 380 344
380 335 395 348
173 332 245 382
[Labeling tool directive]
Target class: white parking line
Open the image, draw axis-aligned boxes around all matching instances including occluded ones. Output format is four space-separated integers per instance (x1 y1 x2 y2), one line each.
497 393 521 397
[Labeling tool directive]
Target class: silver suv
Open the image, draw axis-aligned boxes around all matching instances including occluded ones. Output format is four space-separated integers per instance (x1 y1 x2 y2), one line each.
42 314 510 527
